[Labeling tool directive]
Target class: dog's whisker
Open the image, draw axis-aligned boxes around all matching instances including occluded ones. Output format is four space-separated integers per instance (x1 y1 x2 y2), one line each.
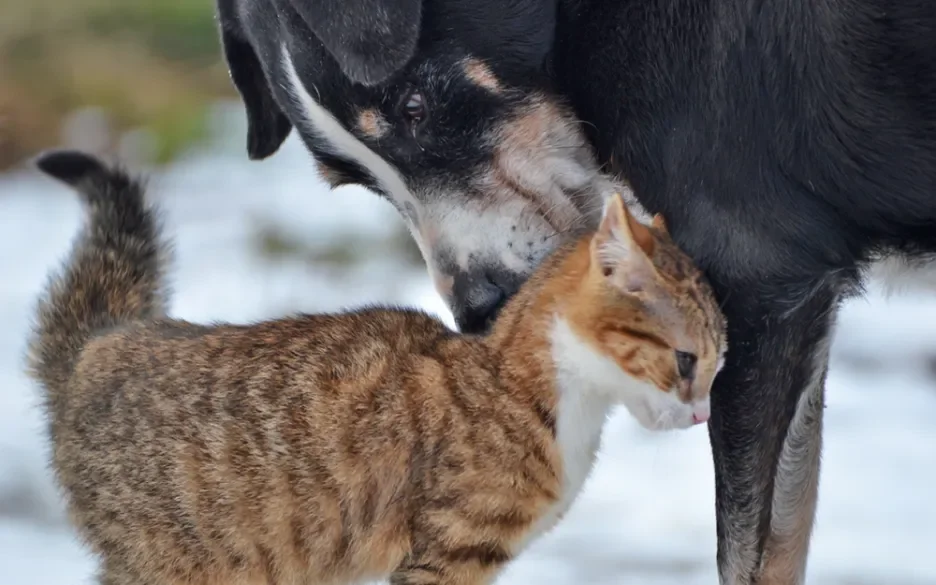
574 118 599 133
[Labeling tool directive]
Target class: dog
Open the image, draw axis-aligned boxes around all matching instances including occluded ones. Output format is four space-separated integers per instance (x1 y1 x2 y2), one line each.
214 0 936 583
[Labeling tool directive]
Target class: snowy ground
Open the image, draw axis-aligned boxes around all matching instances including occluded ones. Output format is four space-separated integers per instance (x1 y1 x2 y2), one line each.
1 108 934 584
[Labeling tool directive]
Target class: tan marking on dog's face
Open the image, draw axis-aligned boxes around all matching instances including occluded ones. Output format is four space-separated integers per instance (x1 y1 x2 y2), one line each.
487 96 617 236
463 58 501 93
500 98 557 147
315 161 346 189
357 108 390 139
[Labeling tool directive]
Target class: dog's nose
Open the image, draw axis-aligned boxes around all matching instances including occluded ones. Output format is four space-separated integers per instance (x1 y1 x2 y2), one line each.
451 269 521 333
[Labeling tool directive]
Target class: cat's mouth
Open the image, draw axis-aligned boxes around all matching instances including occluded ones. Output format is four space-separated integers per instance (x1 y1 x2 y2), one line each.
630 397 699 431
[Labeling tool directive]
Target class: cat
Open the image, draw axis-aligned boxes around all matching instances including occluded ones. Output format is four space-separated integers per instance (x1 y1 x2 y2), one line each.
27 149 727 585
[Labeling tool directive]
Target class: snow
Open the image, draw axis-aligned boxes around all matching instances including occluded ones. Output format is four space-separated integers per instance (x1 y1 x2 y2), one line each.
1 110 934 584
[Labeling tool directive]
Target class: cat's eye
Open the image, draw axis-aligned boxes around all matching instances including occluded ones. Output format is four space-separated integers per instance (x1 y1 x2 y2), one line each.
675 350 697 380
400 90 428 124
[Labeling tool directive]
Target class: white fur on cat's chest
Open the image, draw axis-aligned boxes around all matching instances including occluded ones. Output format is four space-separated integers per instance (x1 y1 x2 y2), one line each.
523 395 607 548
514 318 615 552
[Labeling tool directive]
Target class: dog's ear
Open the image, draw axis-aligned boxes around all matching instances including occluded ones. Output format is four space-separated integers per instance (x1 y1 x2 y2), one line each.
288 0 421 86
218 25 293 160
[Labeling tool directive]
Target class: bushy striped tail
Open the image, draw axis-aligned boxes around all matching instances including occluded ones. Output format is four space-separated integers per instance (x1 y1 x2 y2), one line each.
26 150 170 432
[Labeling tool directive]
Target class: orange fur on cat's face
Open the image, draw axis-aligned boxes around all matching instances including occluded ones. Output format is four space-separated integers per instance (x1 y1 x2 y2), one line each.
553 195 728 430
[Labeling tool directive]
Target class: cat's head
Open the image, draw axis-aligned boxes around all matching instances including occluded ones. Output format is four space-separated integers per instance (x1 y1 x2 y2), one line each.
554 194 728 430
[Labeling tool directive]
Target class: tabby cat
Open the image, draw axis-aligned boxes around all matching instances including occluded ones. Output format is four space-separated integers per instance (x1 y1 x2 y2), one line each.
27 149 727 585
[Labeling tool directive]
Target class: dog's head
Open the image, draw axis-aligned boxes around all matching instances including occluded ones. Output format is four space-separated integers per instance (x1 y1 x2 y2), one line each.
217 0 622 332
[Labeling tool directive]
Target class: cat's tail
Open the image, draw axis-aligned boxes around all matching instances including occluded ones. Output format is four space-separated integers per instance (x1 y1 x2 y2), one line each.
26 149 170 428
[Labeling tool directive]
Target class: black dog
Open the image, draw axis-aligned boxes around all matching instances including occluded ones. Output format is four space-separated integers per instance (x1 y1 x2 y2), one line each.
215 0 936 583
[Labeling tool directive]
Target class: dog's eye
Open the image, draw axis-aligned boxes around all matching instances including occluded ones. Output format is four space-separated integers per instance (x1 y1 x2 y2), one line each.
401 91 427 124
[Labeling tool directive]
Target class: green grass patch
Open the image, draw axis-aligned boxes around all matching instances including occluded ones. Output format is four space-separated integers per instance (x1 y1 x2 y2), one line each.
84 0 221 64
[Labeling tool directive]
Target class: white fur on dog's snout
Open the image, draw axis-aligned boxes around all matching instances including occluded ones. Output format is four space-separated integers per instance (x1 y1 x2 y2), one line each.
417 99 633 297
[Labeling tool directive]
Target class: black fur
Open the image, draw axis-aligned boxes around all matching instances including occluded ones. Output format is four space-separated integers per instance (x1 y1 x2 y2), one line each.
551 4 935 580
34 149 108 187
284 0 423 86
214 0 936 582
219 25 294 160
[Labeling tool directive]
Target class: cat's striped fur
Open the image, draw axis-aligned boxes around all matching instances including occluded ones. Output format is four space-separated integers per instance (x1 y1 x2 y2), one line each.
27 150 727 585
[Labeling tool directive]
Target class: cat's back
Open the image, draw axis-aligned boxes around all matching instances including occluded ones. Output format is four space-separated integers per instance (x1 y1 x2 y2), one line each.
61 306 456 457
54 307 458 584
72 306 453 394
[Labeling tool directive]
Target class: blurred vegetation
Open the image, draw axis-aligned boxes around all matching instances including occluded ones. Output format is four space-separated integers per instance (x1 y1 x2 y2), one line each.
0 0 236 170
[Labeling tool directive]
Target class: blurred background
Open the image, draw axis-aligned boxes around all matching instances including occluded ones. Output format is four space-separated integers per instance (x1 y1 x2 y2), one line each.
1 1 935 583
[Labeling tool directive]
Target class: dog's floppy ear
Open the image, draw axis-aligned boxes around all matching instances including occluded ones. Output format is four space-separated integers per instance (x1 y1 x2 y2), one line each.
288 0 421 86
217 20 293 159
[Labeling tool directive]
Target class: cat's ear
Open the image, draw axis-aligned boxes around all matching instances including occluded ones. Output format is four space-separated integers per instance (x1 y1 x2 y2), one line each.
590 193 658 291
594 193 656 257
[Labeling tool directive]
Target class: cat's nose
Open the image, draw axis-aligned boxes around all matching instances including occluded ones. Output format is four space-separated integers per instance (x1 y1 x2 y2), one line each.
451 268 521 333
691 400 711 425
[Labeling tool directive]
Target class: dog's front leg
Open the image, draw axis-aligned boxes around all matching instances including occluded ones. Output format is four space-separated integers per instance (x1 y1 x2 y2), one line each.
755 331 829 585
709 281 837 585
